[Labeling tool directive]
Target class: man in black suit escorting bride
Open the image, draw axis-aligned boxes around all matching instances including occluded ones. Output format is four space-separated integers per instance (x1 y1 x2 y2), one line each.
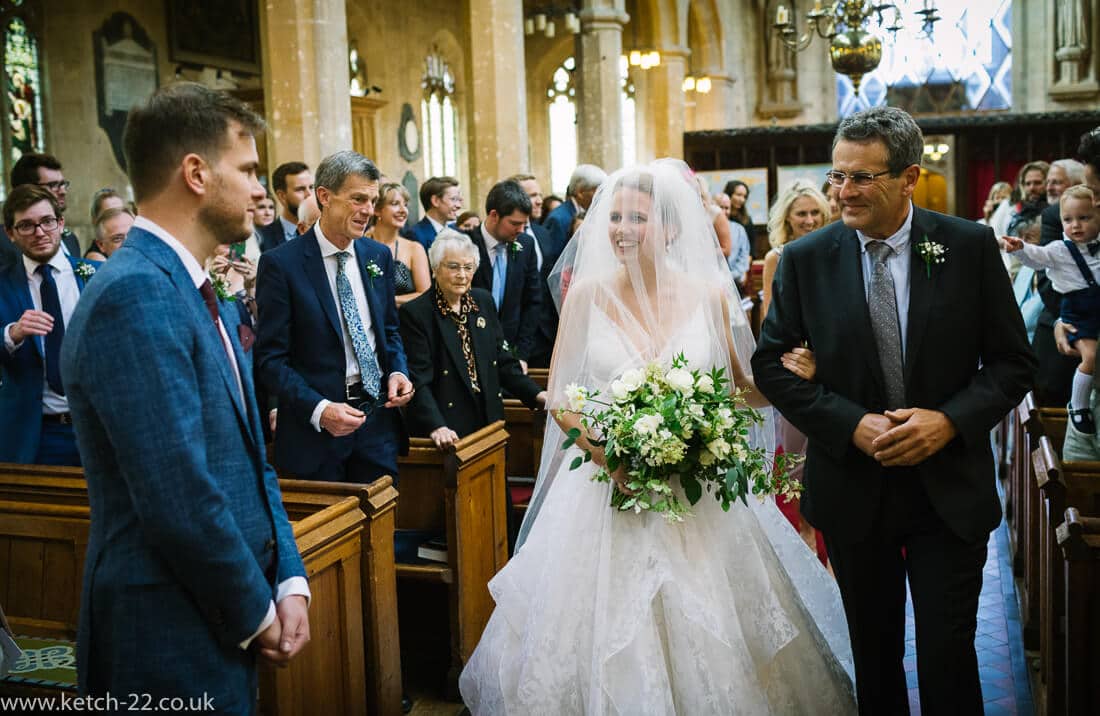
753 106 1036 714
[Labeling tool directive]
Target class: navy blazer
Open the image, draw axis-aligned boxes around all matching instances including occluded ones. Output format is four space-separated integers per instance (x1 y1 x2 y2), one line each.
409 216 438 252
465 228 541 361
752 208 1037 544
257 218 292 254
60 228 304 704
255 228 409 475
0 253 97 463
542 199 578 256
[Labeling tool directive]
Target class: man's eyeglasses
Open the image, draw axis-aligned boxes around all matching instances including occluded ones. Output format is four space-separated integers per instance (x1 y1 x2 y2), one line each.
442 262 476 274
12 216 59 236
36 180 71 192
825 170 892 188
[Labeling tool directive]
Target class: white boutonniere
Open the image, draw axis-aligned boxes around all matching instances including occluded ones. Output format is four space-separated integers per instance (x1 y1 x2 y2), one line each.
509 240 523 258
209 272 236 302
365 260 383 286
914 236 947 278
74 261 96 281
476 316 486 328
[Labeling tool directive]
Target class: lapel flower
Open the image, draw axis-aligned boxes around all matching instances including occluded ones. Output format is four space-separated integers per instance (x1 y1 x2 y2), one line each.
365 260 383 286
914 235 947 278
74 261 96 281
209 272 236 302
509 240 523 258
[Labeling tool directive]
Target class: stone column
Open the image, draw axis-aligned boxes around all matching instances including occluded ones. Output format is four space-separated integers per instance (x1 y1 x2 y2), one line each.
463 0 529 206
647 49 687 160
691 75 736 130
576 4 628 171
259 0 353 169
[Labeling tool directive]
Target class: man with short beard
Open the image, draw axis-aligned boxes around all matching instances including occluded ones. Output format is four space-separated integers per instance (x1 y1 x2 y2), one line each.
1006 160 1050 242
60 82 310 706
258 161 313 253
0 185 97 465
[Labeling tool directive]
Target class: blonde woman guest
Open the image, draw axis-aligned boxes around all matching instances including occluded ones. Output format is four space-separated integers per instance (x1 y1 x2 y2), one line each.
762 180 830 564
761 181 830 317
370 182 431 306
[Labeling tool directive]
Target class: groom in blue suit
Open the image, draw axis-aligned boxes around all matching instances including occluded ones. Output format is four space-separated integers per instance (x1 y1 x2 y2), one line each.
0 185 98 465
256 150 413 484
61 83 310 711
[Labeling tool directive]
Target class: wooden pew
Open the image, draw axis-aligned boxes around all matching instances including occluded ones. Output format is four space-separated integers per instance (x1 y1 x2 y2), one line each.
528 367 549 390
1056 508 1100 715
394 421 510 678
276 478 402 716
1009 394 1039 573
1030 438 1100 716
502 400 546 481
0 464 379 716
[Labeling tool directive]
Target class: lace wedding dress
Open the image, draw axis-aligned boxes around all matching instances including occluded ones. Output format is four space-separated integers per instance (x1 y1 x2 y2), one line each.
459 306 857 714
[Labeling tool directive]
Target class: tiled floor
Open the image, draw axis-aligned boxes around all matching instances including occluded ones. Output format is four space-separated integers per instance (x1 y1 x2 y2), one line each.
904 519 1034 715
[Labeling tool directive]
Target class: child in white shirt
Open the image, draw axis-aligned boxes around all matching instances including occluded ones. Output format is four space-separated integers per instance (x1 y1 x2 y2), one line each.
1003 185 1100 433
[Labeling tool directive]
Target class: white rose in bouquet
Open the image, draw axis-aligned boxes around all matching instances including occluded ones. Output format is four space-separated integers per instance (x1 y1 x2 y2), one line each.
697 374 715 394
665 368 695 395
634 413 664 435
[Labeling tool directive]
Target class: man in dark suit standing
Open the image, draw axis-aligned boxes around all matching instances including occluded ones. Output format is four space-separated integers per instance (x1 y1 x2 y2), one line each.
408 176 462 251
256 150 413 483
465 180 540 372
7 153 80 258
0 185 98 465
510 174 559 368
257 161 313 253
542 164 606 253
752 107 1036 715
61 82 309 709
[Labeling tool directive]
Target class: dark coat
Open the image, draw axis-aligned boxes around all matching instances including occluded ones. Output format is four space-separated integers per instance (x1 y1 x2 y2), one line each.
465 227 542 360
752 207 1037 544
399 287 542 438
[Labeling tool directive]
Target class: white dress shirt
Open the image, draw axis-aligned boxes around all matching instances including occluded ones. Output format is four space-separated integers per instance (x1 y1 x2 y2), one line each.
134 216 310 648
857 202 914 360
524 223 544 271
427 215 445 236
1013 235 1100 293
3 249 80 414
309 224 398 432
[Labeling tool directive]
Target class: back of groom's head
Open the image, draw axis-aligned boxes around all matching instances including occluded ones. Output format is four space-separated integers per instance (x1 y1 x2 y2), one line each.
123 82 265 203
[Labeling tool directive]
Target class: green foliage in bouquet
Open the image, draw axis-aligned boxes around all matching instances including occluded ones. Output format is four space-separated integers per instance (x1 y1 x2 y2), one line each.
559 353 802 520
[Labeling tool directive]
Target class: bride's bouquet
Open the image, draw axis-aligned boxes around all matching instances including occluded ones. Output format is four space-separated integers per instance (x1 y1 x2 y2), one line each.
560 354 801 520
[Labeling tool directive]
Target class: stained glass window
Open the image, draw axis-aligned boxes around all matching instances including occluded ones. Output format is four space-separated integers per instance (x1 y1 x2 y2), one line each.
5 16 43 165
837 0 1012 117
421 48 457 178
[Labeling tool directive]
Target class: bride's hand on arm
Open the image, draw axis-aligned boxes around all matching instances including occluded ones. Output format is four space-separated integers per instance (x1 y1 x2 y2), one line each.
781 346 816 381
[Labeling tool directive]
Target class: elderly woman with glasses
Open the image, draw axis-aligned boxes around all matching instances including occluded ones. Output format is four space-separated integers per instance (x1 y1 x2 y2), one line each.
399 228 547 450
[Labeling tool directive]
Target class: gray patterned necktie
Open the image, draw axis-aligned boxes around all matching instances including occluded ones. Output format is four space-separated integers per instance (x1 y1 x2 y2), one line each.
865 240 905 409
335 252 382 399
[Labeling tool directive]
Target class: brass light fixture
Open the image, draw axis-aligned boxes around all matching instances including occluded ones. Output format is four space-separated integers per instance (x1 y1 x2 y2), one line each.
772 1 940 94
524 4 581 38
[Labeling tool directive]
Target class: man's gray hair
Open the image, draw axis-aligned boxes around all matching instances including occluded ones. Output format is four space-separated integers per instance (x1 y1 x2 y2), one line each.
427 228 481 271
314 150 380 195
833 106 923 176
1051 158 1086 186
567 164 608 197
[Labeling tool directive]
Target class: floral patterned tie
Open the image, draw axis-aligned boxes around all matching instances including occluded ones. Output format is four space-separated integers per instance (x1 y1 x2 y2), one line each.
336 251 382 399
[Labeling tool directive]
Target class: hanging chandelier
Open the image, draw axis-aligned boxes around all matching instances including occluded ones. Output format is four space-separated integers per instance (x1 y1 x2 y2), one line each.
771 1 940 94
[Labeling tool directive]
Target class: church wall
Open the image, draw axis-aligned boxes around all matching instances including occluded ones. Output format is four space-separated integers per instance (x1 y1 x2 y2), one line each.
346 0 472 212
38 0 179 248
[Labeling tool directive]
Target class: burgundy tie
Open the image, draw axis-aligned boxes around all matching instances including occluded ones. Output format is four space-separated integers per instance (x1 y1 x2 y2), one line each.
198 279 221 325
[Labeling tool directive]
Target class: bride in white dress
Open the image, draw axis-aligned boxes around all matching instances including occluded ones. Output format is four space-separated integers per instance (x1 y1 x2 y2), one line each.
459 162 857 714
